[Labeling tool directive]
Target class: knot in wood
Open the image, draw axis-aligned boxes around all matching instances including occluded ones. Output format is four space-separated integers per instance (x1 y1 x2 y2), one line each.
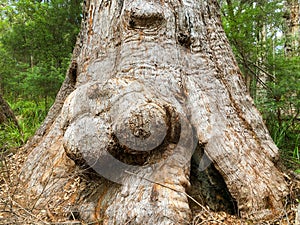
113 103 168 153
124 1 165 30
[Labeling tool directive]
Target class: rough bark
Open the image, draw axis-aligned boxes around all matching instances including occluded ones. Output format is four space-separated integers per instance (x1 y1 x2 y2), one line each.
9 0 288 224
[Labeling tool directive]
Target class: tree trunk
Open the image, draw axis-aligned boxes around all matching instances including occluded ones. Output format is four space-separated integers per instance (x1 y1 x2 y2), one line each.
284 0 300 56
4 0 288 224
0 94 18 128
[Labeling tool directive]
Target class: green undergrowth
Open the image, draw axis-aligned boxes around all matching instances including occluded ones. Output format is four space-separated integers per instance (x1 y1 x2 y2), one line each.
257 102 300 172
0 98 53 153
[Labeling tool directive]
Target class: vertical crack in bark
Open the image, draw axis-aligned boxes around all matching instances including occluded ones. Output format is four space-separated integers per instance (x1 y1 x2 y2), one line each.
177 32 192 49
68 61 78 86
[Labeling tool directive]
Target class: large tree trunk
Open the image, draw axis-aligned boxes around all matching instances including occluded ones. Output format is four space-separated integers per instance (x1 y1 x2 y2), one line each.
3 0 288 224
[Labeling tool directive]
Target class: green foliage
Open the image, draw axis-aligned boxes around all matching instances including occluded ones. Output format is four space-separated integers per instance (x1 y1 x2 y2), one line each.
221 0 286 98
0 121 23 151
1 0 81 66
0 0 81 99
221 0 300 170
0 45 18 94
255 56 300 169
0 99 52 152
13 63 65 108
0 0 81 153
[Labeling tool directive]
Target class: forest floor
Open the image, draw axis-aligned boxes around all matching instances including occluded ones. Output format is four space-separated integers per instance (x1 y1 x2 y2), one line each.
0 147 299 225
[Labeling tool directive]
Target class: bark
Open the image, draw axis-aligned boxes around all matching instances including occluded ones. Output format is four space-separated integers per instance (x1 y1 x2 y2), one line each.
284 0 300 56
9 0 288 224
0 94 18 128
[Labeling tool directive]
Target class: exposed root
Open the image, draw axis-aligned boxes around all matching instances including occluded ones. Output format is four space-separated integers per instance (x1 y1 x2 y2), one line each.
0 150 299 225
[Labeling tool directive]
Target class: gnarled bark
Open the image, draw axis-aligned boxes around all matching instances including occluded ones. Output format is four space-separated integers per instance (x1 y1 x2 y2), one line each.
6 0 288 224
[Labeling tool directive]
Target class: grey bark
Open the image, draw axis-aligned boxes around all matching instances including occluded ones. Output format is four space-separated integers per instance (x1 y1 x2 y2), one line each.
284 0 300 56
9 0 288 224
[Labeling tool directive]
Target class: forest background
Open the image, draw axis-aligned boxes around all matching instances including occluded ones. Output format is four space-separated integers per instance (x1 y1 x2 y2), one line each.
0 0 299 172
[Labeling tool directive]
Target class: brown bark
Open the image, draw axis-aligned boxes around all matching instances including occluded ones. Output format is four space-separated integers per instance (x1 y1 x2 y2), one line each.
0 94 18 128
3 0 288 224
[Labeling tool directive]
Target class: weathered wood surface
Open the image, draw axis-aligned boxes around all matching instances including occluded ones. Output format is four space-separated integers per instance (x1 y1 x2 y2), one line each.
14 0 289 224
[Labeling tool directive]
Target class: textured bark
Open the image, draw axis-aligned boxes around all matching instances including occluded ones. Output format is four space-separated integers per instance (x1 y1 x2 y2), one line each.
15 0 288 224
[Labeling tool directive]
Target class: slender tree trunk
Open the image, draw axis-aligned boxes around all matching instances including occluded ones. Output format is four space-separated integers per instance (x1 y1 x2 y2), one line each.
2 0 288 224
255 9 268 104
0 94 18 128
284 0 300 56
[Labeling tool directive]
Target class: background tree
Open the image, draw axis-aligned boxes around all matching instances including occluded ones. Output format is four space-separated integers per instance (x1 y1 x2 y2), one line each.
221 0 300 169
284 0 299 56
0 0 82 149
0 0 82 102
0 94 18 127
0 94 20 152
